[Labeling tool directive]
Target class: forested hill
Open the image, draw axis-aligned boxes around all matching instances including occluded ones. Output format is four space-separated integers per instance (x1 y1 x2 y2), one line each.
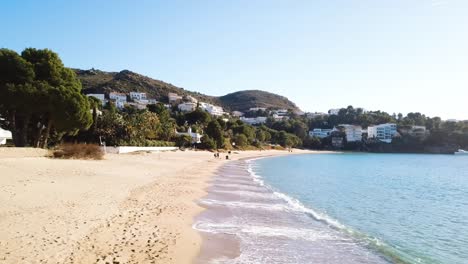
219 90 300 112
75 69 301 112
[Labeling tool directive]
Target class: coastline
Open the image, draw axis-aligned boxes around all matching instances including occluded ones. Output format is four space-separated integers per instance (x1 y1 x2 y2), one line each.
193 150 329 263
0 148 313 264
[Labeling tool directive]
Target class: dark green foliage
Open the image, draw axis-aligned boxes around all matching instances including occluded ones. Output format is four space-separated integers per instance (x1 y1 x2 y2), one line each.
234 134 248 148
0 48 92 147
200 135 216 150
175 134 192 148
206 120 224 149
185 109 211 125
219 90 299 112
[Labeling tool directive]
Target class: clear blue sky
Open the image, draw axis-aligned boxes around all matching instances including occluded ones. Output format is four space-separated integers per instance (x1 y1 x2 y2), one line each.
2 0 467 119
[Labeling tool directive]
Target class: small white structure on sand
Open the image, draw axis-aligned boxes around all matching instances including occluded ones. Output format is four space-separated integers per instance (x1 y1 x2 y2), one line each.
0 128 12 145
175 127 203 144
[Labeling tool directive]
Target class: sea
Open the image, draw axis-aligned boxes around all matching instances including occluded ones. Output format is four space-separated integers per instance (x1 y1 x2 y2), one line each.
194 153 468 264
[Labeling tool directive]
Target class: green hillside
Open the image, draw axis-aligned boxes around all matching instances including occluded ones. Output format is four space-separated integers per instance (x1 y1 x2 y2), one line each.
75 69 300 112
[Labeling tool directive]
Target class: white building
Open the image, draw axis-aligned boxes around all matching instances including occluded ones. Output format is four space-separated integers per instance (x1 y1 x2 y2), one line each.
129 92 147 101
109 92 127 102
409 125 428 138
115 100 126 109
309 128 333 138
240 116 268 125
273 109 289 116
339 124 363 142
232 111 244 117
175 127 203 144
168 93 183 103
199 102 224 116
86 94 106 105
367 123 397 143
184 95 198 103
0 128 12 145
272 114 289 121
328 108 341 115
249 107 267 112
178 102 197 112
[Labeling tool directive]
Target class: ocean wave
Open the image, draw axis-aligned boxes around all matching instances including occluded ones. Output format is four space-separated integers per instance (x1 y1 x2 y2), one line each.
199 198 290 211
194 221 341 242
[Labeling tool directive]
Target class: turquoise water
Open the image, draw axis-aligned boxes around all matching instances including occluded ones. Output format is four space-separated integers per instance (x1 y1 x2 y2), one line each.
253 153 468 264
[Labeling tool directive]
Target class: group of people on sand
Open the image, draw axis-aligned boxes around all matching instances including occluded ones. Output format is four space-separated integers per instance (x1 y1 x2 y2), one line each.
214 151 232 160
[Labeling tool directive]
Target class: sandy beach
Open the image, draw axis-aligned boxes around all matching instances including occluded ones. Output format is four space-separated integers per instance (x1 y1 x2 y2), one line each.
0 148 311 264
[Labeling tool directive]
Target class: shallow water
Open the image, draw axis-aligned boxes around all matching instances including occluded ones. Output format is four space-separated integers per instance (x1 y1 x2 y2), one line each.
253 153 468 264
194 157 391 263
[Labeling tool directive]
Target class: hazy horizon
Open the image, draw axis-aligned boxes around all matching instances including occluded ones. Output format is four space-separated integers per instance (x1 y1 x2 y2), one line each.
2 0 467 120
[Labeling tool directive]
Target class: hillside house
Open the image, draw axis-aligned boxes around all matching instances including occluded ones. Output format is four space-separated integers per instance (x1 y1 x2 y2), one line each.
232 111 244 117
309 128 334 138
168 93 183 103
367 123 398 143
175 127 203 144
178 102 197 112
129 92 147 101
86 94 106 105
339 124 363 142
240 116 267 125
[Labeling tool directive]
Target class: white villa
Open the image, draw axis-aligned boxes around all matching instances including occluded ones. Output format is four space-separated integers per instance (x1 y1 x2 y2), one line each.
240 116 268 125
273 109 289 116
178 102 197 112
184 95 198 103
175 127 203 144
309 128 334 138
86 94 106 105
249 107 267 112
129 92 147 101
0 128 12 145
109 92 127 102
109 92 127 109
232 111 244 117
199 102 224 116
367 123 397 143
168 93 183 103
339 124 363 142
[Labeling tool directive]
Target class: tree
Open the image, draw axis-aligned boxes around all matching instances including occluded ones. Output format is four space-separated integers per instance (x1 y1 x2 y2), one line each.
206 120 224 149
200 135 216 149
234 134 248 148
175 134 192 148
0 48 92 147
148 103 175 141
185 109 211 125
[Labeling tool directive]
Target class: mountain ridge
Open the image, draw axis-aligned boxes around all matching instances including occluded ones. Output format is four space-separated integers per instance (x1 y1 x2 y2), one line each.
74 69 300 112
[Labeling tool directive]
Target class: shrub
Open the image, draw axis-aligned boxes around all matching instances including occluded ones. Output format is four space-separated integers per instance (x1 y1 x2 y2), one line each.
53 143 104 160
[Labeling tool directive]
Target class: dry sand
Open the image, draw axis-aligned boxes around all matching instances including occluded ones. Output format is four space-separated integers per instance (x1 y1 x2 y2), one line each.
0 148 312 264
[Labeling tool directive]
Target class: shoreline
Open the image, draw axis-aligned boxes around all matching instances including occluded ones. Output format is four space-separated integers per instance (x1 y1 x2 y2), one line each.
0 148 316 264
192 149 328 263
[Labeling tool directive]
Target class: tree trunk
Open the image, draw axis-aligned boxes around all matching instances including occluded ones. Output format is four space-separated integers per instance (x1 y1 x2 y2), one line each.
9 111 18 146
40 120 53 148
14 114 30 147
34 120 44 148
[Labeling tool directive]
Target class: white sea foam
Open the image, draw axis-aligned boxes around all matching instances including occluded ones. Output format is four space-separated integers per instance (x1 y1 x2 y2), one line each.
199 198 290 211
194 221 340 242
